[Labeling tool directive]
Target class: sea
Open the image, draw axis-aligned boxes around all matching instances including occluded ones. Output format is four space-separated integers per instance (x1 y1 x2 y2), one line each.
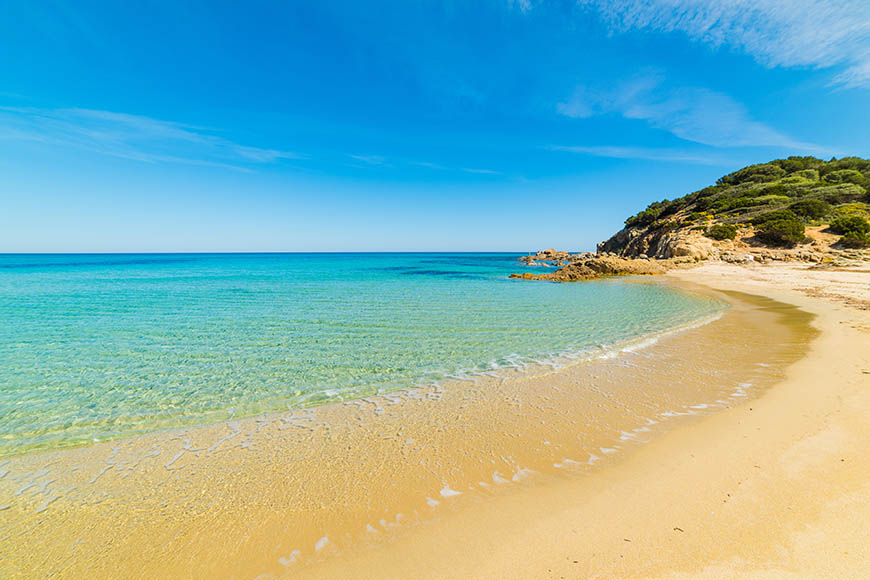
0 253 725 456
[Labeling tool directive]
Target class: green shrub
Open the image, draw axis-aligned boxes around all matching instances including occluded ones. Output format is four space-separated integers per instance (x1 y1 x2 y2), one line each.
840 231 870 248
759 183 793 197
711 196 754 212
709 198 728 212
793 169 819 180
789 199 830 219
753 194 791 206
694 197 714 212
752 209 799 226
829 216 870 235
780 175 814 185
823 169 865 185
695 185 725 198
819 157 870 177
718 163 786 185
808 183 866 205
774 156 823 173
752 210 805 246
831 202 870 220
625 200 671 227
756 218 806 247
706 223 738 240
710 192 793 213
745 183 795 197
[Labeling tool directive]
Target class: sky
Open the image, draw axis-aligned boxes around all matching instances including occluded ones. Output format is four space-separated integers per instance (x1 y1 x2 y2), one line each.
1 0 868 252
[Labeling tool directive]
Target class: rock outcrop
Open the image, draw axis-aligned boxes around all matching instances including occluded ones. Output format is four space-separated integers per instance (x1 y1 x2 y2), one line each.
510 255 668 281
519 250 594 265
598 224 719 260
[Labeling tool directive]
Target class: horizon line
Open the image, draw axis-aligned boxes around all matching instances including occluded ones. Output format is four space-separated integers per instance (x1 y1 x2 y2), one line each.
0 250 576 255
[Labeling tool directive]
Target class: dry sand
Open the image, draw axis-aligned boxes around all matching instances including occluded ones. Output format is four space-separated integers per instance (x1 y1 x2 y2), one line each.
302 262 870 579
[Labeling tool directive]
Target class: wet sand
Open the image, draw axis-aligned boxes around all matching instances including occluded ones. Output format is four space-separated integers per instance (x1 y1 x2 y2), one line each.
0 271 850 579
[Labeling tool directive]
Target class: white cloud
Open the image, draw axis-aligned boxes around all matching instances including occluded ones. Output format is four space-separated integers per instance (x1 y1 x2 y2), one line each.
549 144 731 164
349 154 389 166
409 161 447 170
233 146 300 163
0 106 301 169
557 72 815 149
577 0 870 88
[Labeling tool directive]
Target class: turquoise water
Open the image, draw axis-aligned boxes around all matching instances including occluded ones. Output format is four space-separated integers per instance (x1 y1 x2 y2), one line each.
0 253 724 456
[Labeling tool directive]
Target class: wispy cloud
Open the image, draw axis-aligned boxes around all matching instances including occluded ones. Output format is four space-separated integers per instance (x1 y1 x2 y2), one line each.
461 167 503 175
233 146 300 163
409 161 447 170
357 157 503 176
548 144 732 164
577 0 870 88
557 72 816 149
348 154 391 167
0 106 302 170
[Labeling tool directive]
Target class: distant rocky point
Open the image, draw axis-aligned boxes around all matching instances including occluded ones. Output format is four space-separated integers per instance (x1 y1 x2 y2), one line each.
511 254 667 281
513 156 870 281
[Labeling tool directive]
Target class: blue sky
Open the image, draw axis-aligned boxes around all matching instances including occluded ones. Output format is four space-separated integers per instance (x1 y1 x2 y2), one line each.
1 0 868 252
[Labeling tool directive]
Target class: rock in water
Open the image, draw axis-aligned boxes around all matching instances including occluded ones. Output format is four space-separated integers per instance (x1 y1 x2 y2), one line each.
511 256 667 281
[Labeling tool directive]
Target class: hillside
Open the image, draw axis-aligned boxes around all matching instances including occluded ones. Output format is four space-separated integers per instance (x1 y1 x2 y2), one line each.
600 156 870 257
513 156 870 281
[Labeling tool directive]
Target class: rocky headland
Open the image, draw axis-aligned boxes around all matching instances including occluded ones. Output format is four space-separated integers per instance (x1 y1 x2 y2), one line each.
512 156 870 281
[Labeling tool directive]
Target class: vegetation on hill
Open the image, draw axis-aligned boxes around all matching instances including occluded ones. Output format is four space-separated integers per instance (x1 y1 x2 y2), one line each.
830 215 870 248
621 156 870 250
751 210 806 247
705 223 738 241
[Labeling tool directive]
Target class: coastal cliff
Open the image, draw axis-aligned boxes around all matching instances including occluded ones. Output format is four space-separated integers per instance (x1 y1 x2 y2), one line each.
513 156 870 281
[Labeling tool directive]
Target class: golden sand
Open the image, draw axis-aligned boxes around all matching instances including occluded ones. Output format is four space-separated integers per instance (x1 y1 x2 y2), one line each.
0 281 817 579
300 263 870 580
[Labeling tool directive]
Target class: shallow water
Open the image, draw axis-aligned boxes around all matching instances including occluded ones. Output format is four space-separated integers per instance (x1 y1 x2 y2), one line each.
0 253 724 455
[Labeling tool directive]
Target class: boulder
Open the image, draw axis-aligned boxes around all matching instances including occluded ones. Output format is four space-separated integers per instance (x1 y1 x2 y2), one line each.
652 232 715 260
547 256 667 281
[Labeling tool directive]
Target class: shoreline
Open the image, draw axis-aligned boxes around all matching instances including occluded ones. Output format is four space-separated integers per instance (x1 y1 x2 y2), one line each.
0 272 827 578
0 275 723 460
303 262 870 579
0 301 726 462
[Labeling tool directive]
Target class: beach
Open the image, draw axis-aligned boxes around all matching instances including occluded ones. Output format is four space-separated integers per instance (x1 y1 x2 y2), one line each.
302 262 870 579
2 261 866 578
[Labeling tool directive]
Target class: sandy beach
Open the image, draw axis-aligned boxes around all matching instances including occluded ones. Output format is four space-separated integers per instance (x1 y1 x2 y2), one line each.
2 261 866 578
303 262 870 579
